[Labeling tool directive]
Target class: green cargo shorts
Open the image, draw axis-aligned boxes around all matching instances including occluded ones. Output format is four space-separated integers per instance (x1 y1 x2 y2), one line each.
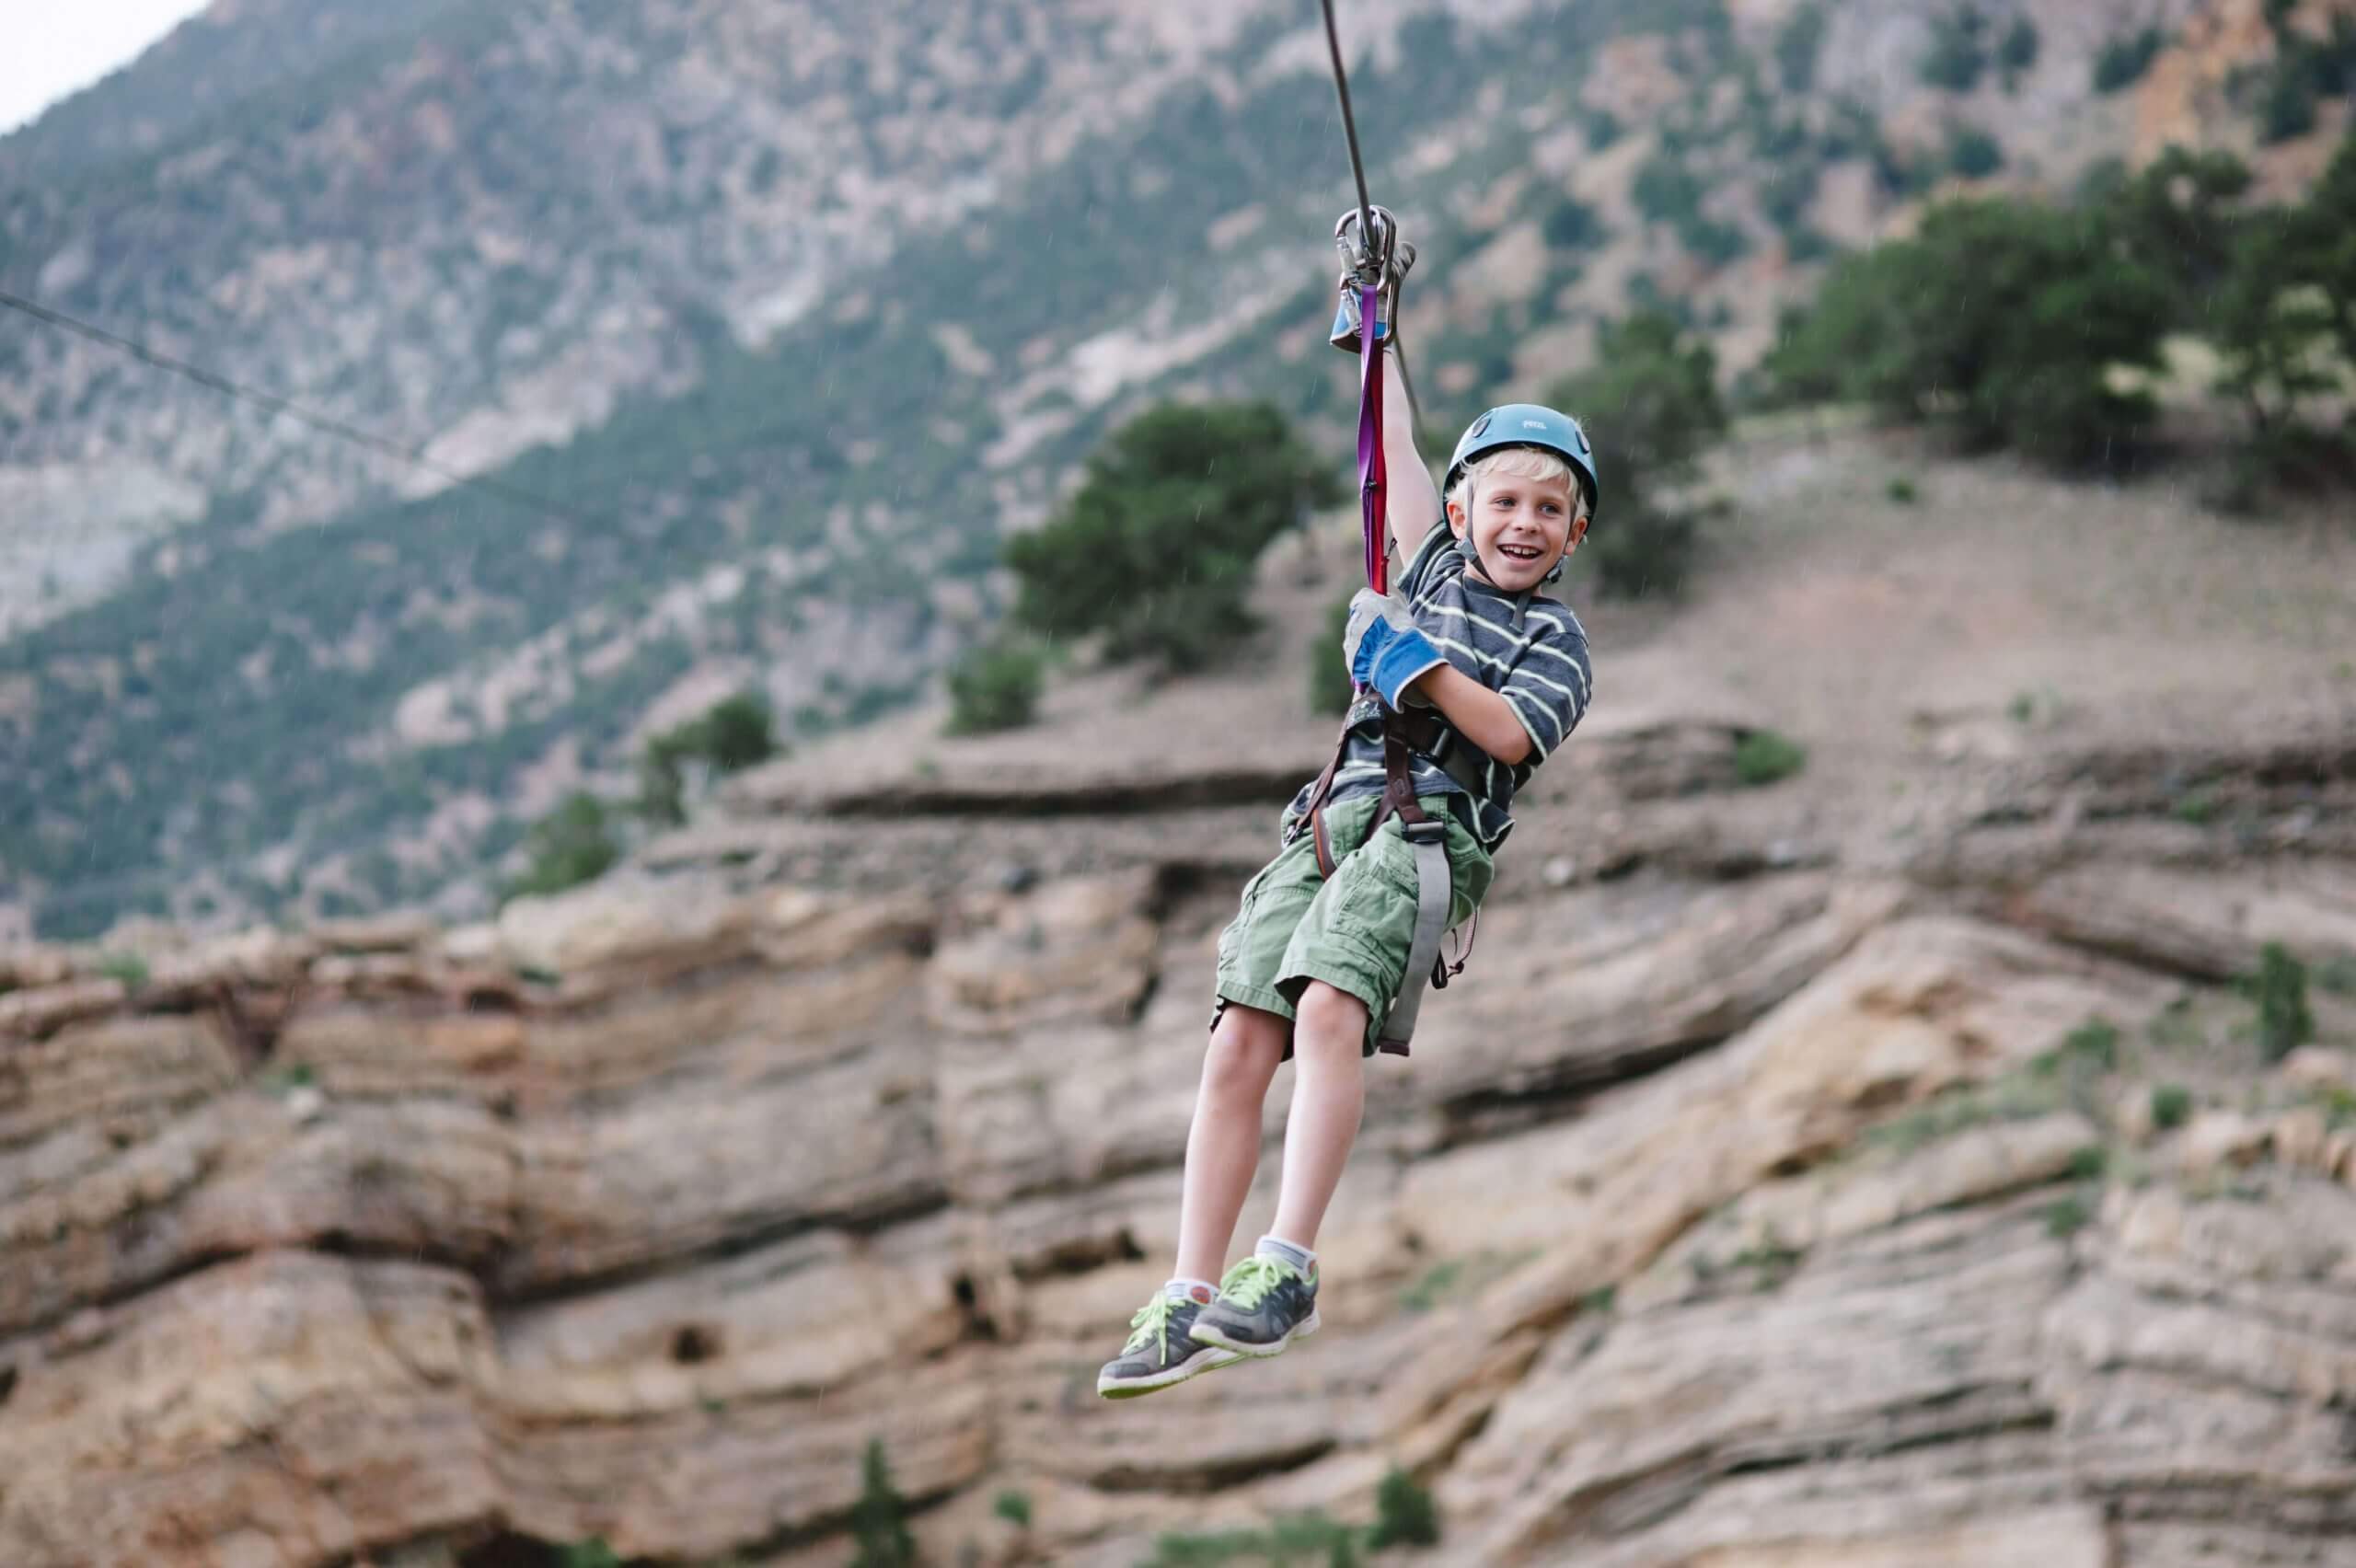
1212 791 1495 1057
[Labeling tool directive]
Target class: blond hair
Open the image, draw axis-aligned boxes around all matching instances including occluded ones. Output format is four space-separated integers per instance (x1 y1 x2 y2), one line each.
1448 444 1591 520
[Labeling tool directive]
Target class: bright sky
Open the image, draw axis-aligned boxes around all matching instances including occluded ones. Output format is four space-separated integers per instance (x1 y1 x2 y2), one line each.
0 0 214 134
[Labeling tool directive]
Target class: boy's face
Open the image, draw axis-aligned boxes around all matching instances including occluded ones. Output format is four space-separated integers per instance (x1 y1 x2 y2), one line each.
1448 470 1587 594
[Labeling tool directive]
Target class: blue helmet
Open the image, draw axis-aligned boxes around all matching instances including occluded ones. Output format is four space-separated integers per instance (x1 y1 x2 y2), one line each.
1445 404 1600 526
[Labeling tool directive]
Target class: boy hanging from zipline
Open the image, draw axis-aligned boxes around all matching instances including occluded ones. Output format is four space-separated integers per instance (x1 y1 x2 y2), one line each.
1098 212 1599 1397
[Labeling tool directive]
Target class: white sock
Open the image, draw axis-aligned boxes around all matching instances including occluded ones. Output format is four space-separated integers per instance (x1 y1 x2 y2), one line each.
1163 1276 1218 1306
1255 1235 1315 1274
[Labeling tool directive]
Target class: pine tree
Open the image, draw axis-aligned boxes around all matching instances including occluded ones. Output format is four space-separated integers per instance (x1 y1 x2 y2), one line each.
849 1438 918 1568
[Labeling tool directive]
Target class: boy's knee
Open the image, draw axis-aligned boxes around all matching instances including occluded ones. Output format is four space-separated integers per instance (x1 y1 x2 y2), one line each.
1293 981 1370 1054
1204 1003 1286 1097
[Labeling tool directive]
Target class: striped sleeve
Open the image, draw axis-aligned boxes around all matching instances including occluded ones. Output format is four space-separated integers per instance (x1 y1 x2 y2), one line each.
1396 521 1457 601
1500 614 1591 763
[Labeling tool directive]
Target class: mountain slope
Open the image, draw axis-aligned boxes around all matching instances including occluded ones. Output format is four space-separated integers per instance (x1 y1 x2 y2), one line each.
2 0 2346 939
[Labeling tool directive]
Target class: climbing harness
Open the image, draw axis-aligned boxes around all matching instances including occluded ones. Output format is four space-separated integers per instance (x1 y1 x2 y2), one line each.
1285 2 1470 1055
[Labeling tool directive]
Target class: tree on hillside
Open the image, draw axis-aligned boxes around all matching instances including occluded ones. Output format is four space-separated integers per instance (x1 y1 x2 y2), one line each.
633 691 780 827
2279 133 2356 374
1766 198 2173 468
1549 310 1728 599
506 792 620 901
1005 401 1343 674
943 636 1046 734
2207 134 2356 501
2095 146 2256 331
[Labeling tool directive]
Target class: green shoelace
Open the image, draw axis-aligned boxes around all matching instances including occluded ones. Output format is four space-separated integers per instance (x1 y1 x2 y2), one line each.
1217 1255 1302 1310
1121 1294 1181 1364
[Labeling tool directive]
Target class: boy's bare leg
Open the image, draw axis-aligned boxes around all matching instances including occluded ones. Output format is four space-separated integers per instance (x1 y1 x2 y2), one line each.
1268 981 1369 1250
1172 1003 1290 1284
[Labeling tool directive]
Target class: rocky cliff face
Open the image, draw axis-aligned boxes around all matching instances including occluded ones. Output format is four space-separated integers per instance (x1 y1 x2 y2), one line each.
6 669 2353 1565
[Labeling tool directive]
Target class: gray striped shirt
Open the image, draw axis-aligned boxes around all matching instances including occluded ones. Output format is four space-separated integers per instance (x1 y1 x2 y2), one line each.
1288 526 1593 850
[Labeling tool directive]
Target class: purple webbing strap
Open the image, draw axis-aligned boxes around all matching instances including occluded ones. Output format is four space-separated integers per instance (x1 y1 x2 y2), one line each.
1356 282 1388 594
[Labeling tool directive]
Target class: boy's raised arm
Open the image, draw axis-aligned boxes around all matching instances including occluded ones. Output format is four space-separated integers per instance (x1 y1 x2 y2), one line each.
1381 349 1445 570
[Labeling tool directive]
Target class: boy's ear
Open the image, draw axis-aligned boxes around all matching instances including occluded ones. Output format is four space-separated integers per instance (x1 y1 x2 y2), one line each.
1566 513 1591 551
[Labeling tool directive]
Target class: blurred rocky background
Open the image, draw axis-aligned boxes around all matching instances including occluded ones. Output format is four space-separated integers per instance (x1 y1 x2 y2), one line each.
4 0 2356 1564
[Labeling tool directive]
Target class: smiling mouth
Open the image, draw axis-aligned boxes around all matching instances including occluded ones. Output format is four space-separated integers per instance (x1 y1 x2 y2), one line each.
1498 544 1544 562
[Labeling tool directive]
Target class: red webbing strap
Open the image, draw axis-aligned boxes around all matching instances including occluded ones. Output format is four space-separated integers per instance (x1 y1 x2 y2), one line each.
1296 278 1391 881
1356 282 1387 594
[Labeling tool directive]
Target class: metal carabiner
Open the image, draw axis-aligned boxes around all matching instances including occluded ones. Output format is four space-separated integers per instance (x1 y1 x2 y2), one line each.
1334 203 1399 286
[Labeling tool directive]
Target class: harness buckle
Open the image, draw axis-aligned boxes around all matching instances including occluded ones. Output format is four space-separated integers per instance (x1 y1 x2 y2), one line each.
1400 817 1448 846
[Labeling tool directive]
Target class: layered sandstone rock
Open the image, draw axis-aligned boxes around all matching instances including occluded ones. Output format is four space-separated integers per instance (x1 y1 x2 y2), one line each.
5 726 2354 1568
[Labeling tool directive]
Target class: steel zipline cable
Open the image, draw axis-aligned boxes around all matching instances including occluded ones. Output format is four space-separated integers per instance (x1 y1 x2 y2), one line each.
1314 0 1424 442
0 285 612 534
1318 0 1378 269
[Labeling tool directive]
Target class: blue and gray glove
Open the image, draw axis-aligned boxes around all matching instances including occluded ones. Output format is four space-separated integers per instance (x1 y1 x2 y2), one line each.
1343 588 1446 709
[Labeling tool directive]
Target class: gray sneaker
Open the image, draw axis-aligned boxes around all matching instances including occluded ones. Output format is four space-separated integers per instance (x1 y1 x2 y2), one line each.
1188 1254 1322 1359
1096 1288 1242 1400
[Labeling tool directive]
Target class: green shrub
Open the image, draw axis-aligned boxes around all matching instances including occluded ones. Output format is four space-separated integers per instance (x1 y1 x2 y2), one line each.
2068 1144 2109 1180
558 1543 622 1568
1633 155 1708 229
1997 17 2040 80
696 693 779 771
259 1063 316 1097
634 692 781 824
1588 503 1701 600
992 1489 1033 1529
2062 1017 2120 1071
506 792 621 901
1142 1513 1357 1567
2207 138 2356 486
1783 225 1835 263
850 1438 917 1568
1549 310 1727 602
1311 592 1359 716
2097 146 2254 332
2043 1193 2092 1238
1887 477 1920 504
95 951 150 988
1761 163 1821 234
2093 28 2165 94
1775 4 1828 92
1734 729 1807 787
2259 66 2318 144
2251 942 2315 1063
945 638 1046 735
1005 402 1341 674
2151 1082 2193 1130
1542 194 1604 249
1767 197 2173 469
1680 217 1750 267
1946 125 2004 179
1920 6 1989 92
1369 1467 1441 1549
2171 785 2220 824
